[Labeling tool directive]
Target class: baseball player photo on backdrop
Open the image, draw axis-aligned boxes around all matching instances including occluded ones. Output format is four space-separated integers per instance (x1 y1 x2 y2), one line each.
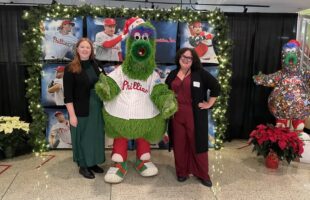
41 18 82 60
87 17 126 62
41 64 66 106
45 109 72 149
179 21 219 64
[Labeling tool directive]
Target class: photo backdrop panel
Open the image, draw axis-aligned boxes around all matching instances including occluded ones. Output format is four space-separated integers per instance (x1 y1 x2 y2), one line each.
87 16 126 62
42 17 83 60
45 108 72 149
151 20 178 64
180 22 218 64
204 66 219 148
41 63 66 107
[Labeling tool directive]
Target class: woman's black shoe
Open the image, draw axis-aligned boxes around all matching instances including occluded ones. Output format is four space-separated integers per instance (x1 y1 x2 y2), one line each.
79 167 95 179
88 165 104 173
200 179 212 187
177 176 188 182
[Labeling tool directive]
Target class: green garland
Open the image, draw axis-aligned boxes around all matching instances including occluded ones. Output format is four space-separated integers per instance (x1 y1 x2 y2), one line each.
22 3 232 152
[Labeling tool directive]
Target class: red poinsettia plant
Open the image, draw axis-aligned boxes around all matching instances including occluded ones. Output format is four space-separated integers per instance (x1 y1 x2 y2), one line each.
249 124 304 164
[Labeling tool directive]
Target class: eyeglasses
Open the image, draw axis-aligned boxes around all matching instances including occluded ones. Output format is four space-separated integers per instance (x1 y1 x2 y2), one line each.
181 55 193 62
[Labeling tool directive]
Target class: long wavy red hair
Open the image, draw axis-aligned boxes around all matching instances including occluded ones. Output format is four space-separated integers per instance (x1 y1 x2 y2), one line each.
68 38 95 73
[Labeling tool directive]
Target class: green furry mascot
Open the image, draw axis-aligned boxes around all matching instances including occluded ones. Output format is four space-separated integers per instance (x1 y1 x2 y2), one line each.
95 17 177 183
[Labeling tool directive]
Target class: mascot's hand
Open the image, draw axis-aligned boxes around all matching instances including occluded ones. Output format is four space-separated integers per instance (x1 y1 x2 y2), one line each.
253 71 264 85
253 71 280 87
96 74 111 100
151 84 178 119
95 74 120 101
161 94 178 119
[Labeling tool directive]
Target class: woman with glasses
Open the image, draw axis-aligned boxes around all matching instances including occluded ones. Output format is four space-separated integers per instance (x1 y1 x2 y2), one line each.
165 47 220 187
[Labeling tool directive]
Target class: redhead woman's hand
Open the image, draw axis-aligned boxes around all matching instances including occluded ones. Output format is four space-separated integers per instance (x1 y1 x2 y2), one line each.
198 101 213 109
69 115 78 127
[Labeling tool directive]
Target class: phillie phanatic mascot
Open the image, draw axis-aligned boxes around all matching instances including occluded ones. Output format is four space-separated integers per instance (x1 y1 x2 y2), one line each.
95 18 178 183
253 40 309 131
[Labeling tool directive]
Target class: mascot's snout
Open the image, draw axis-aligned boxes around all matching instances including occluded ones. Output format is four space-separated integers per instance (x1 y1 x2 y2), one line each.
284 52 298 66
131 40 152 61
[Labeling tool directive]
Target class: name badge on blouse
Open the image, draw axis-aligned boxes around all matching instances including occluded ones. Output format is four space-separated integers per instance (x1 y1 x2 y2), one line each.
193 81 200 88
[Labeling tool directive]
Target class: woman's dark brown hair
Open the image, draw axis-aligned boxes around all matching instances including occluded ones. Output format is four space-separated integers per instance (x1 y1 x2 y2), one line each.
68 38 95 73
175 47 202 71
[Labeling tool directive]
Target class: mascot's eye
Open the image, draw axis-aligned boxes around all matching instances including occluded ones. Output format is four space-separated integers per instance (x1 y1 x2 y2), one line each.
134 32 141 40
285 48 296 53
290 47 297 53
285 49 292 53
142 33 149 40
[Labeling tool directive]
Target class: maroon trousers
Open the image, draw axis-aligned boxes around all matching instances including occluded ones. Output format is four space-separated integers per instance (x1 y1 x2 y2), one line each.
172 104 210 181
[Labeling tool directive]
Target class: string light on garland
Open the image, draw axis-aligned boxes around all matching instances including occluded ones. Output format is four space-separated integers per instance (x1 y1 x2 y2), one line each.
22 4 232 152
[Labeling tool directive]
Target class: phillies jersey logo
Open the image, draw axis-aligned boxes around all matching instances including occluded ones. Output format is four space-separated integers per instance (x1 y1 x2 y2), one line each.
122 80 148 93
53 36 74 47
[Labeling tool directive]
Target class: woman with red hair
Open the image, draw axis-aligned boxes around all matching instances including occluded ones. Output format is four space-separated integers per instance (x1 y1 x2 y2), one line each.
64 38 105 179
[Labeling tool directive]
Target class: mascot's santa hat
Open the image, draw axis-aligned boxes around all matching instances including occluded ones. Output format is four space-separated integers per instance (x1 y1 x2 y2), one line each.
123 17 145 34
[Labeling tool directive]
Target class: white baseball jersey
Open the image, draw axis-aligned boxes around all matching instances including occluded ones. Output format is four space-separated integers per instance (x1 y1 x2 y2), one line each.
44 31 78 59
49 121 72 148
93 32 121 61
104 66 161 120
52 78 65 105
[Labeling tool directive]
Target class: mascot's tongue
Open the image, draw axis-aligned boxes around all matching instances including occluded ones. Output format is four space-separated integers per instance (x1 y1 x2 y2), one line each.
138 48 146 56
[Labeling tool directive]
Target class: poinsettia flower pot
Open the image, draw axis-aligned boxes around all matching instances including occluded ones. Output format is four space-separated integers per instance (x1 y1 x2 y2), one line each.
265 151 279 169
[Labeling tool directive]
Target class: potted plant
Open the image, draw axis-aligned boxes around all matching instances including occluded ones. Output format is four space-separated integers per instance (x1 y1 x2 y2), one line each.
0 116 30 158
249 124 304 168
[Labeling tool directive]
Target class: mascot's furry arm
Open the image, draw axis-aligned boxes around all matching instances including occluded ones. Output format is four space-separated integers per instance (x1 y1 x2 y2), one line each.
150 84 178 119
95 73 120 101
253 71 283 87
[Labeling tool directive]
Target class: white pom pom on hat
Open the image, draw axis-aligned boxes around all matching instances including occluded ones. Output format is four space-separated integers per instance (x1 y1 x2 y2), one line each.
126 17 145 32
